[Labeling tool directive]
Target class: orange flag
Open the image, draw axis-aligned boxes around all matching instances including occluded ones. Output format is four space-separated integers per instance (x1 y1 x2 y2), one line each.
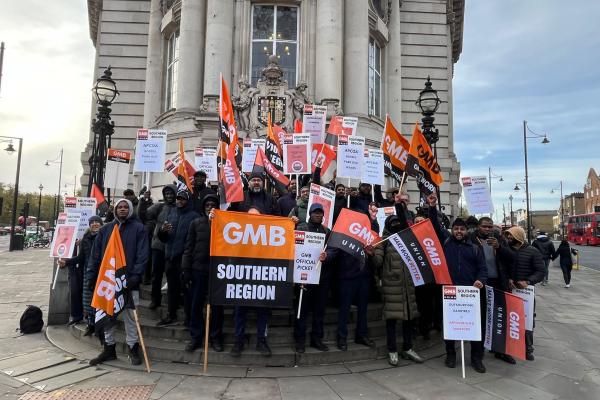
176 138 193 192
380 115 410 183
265 114 284 171
91 225 128 327
218 75 241 166
406 122 443 193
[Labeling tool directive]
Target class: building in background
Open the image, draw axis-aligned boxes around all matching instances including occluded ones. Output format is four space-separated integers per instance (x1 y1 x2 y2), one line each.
584 168 600 213
81 0 465 215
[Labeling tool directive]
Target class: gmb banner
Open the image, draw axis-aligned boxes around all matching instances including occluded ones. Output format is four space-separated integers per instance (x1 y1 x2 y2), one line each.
209 210 295 308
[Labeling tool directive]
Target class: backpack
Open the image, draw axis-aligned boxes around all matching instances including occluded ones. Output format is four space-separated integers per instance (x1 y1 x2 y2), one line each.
19 305 44 334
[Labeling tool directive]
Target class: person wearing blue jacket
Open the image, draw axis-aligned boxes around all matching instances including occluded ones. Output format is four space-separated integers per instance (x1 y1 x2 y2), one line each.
86 198 149 366
156 190 199 327
427 193 488 374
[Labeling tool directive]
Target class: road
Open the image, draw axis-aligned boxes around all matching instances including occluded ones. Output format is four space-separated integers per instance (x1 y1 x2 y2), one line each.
569 243 600 271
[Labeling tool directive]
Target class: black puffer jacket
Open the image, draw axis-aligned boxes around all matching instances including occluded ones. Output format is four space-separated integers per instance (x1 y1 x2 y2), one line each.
181 194 217 274
532 235 555 260
148 184 177 251
65 230 97 270
505 244 545 285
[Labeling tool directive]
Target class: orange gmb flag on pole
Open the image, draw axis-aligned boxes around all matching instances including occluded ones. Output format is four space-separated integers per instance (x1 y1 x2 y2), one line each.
218 74 241 166
405 122 444 195
380 115 410 184
265 114 285 172
176 138 193 192
218 143 245 210
328 208 381 267
91 225 129 330
209 210 295 308
253 146 290 193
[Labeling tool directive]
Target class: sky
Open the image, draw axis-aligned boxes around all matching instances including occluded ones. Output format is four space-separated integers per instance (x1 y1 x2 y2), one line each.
0 1 599 215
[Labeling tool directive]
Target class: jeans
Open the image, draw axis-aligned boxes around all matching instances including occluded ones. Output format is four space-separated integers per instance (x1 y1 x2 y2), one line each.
189 271 224 343
234 307 270 340
543 259 550 281
293 279 329 344
151 249 166 305
337 275 370 339
386 319 413 352
68 264 84 320
104 291 139 347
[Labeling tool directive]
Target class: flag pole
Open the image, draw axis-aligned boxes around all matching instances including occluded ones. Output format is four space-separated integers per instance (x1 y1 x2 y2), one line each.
203 303 211 373
372 235 393 248
397 171 407 195
460 340 466 379
51 261 61 290
296 285 305 319
347 178 351 207
371 184 375 203
296 174 299 199
132 308 151 373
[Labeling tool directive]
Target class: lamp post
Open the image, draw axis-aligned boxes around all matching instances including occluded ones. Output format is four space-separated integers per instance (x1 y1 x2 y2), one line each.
64 175 77 196
488 167 503 218
87 66 118 199
45 149 64 226
508 194 514 226
36 184 43 235
415 76 443 145
522 120 550 243
550 181 564 236
0 136 23 251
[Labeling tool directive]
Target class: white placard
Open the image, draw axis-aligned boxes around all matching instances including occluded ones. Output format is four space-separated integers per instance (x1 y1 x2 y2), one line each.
361 148 385 185
306 183 335 229
512 285 535 331
194 147 218 181
133 129 167 172
76 197 97 210
336 135 365 179
376 206 396 236
443 285 482 341
105 149 131 190
241 138 266 173
302 104 327 144
49 211 80 259
283 134 311 175
293 230 327 284
461 176 494 215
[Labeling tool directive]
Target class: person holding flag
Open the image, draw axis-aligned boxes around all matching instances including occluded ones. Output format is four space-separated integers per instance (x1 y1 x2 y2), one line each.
87 198 149 366
230 171 281 216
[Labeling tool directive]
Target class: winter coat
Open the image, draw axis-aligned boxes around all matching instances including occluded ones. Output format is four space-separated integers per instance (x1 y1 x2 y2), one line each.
231 190 281 216
372 228 419 321
349 193 371 215
504 244 545 285
137 197 154 225
277 192 297 217
552 241 577 268
65 230 96 271
332 196 347 224
289 198 308 223
158 199 199 260
149 184 178 251
192 184 216 214
296 220 331 282
532 235 556 260
181 195 217 275
86 199 149 290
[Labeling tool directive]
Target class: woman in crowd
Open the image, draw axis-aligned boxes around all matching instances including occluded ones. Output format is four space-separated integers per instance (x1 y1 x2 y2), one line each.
552 238 578 288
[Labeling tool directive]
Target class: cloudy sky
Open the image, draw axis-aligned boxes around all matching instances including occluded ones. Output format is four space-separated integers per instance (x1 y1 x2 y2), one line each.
0 1 598 216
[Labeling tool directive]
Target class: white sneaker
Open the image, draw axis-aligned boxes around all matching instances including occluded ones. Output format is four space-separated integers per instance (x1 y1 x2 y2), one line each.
388 352 399 366
161 283 168 291
402 348 424 363
565 284 570 288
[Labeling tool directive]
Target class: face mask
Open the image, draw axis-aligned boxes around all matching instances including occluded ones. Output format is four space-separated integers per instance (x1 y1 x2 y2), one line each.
389 223 402 233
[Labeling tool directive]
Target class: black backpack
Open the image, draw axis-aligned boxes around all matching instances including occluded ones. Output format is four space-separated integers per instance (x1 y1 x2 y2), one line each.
19 305 44 334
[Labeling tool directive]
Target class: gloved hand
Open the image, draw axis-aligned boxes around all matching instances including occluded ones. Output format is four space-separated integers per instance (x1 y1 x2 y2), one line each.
127 274 141 289
181 269 192 289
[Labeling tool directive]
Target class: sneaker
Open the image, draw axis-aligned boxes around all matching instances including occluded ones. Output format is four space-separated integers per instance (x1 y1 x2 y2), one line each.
161 283 168 291
337 337 347 352
526 352 535 361
541 281 548 286
89 344 116 366
295 342 305 354
495 353 516 364
156 317 177 327
445 353 456 368
210 339 224 353
471 359 486 373
230 340 244 357
388 352 399 366
310 339 329 352
354 336 375 348
256 339 272 357
565 284 571 288
67 318 82 326
185 341 202 353
402 348 424 363
128 343 142 366
83 325 95 337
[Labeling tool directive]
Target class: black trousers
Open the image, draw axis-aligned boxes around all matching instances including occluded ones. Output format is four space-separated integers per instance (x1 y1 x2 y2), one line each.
416 283 439 334
445 287 485 362
67 264 84 320
561 263 572 285
294 279 330 344
386 319 413 352
151 249 166 305
165 255 188 321
189 271 224 343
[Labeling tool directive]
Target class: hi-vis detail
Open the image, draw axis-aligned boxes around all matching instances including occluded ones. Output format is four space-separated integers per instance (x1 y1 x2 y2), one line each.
210 210 295 308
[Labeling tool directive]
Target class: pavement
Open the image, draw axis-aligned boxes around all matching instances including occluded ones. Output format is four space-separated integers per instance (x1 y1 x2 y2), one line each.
1 244 600 399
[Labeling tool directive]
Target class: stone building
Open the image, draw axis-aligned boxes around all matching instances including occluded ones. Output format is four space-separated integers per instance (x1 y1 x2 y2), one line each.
584 168 600 213
82 0 465 215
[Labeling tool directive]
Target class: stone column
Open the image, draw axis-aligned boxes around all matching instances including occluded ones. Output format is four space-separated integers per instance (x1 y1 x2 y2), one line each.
202 0 235 114
343 0 369 116
315 0 343 115
176 0 207 113
386 0 402 124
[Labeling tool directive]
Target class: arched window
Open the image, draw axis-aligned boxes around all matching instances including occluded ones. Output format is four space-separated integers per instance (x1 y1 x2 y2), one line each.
250 4 298 86
164 31 179 111
368 38 382 117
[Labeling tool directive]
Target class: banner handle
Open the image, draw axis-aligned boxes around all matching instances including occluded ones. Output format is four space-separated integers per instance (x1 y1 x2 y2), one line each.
203 303 211 374
51 261 61 290
132 308 152 373
372 235 393 248
296 175 299 199
397 171 407 195
460 340 466 379
347 178 351 208
371 184 375 203
296 285 305 319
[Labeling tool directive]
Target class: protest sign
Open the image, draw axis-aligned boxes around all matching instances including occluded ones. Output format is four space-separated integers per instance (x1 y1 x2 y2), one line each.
64 197 77 209
443 285 482 341
133 129 167 172
49 222 78 258
165 150 196 186
64 197 97 240
76 197 97 210
362 148 385 185
375 206 396 236
105 149 131 190
485 286 526 360
194 147 218 181
512 285 535 331
302 104 327 144
328 116 358 136
336 135 365 179
461 176 494 215
306 183 335 229
209 211 295 308
293 230 326 284
283 133 311 175
241 138 265 173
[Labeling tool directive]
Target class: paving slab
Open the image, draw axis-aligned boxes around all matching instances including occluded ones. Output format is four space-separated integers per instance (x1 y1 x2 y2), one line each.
31 366 109 392
534 373 600 400
322 373 400 400
15 360 89 384
475 376 558 400
221 378 282 400
158 375 232 400
246 364 350 378
277 376 342 400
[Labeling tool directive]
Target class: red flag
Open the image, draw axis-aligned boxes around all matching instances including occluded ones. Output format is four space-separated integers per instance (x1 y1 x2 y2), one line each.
328 208 380 265
219 75 241 166
253 147 290 193
218 143 244 209
90 183 109 214
381 115 410 184
485 287 526 360
176 138 193 192
294 119 303 133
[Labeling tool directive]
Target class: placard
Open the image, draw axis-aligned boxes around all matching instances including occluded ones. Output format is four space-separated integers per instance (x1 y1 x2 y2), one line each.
194 147 218 181
49 214 79 259
336 135 365 179
241 138 266 173
105 149 131 190
329 115 358 136
293 230 326 284
306 183 335 229
76 197 97 210
512 285 535 331
133 129 167 172
461 176 494 215
361 148 385 185
443 285 482 341
283 134 311 175
375 206 396 236
302 104 327 144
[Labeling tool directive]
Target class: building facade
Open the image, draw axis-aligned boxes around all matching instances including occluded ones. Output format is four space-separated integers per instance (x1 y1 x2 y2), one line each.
82 0 465 215
584 168 600 213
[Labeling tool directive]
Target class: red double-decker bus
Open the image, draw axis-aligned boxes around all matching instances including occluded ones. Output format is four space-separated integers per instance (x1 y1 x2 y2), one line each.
567 212 600 246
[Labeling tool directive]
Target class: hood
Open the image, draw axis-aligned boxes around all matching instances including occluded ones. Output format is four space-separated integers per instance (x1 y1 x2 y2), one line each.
536 234 549 242
200 194 219 214
507 226 526 244
114 198 134 222
162 184 177 202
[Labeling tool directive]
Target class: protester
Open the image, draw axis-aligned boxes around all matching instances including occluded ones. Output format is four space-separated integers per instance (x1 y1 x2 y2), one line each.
349 183 373 214
231 172 280 215
181 194 225 352
293 203 331 353
191 170 216 214
277 180 297 217
532 231 556 285
289 185 310 225
394 191 415 226
58 215 103 335
137 190 154 285
332 183 347 224
503 226 545 360
428 194 488 373
146 185 177 310
87 198 148 366
123 189 139 217
372 214 424 366
156 190 199 327
552 239 578 288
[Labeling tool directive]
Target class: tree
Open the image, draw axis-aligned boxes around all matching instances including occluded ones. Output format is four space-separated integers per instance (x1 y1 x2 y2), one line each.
0 183 60 226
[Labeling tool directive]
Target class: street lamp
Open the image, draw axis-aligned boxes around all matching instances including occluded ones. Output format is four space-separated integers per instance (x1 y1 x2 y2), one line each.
88 66 118 198
0 136 23 251
508 194 514 226
522 120 550 243
64 175 77 196
550 181 564 236
36 184 43 235
45 149 64 226
415 76 443 145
